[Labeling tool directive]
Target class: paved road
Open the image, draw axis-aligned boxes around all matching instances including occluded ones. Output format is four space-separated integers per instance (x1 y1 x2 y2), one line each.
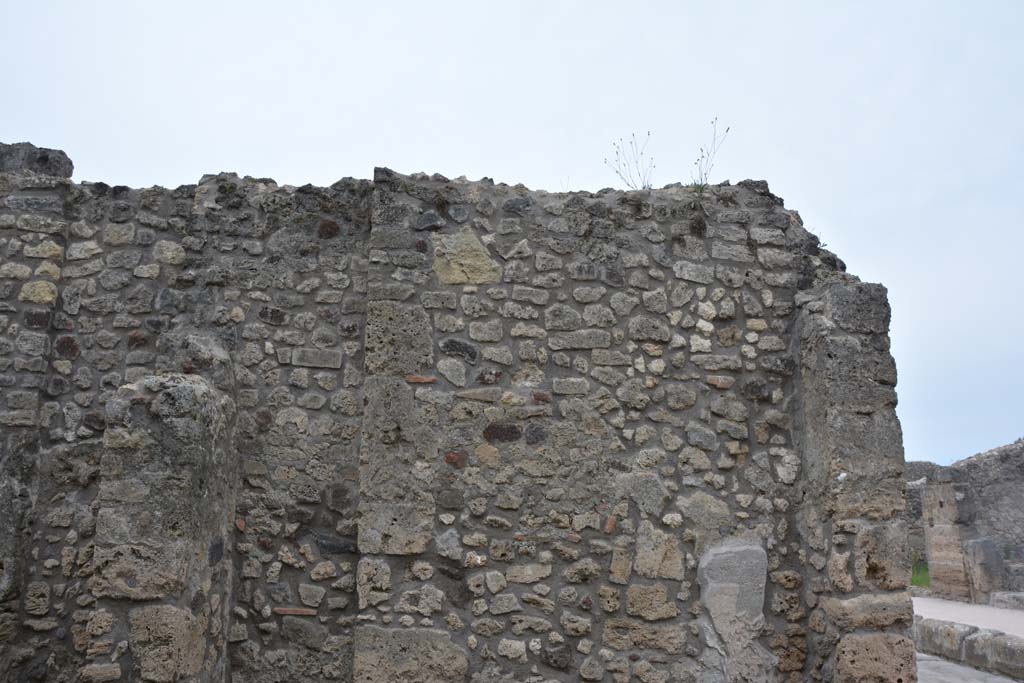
913 596 1024 637
917 653 1018 683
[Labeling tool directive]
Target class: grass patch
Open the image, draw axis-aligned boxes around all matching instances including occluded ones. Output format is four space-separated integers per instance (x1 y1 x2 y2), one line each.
911 560 931 588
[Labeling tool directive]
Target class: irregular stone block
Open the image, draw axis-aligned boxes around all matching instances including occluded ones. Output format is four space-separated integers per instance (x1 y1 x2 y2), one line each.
468 319 503 342
634 520 684 580
18 280 57 304
128 604 206 682
358 501 434 555
103 222 136 245
282 615 329 649
963 629 1024 680
824 281 891 334
397 585 444 616
854 519 911 590
914 617 977 661
152 240 186 265
820 592 914 631
506 563 551 584
834 633 917 683
697 538 775 680
23 239 63 258
628 316 671 342
439 337 479 364
79 663 122 682
66 240 103 260
291 347 344 368
618 472 669 517
0 261 32 277
88 545 186 600
365 301 433 374
677 491 733 555
602 618 686 654
548 329 611 350
23 580 50 616
357 557 392 609
0 141 73 176
673 261 714 283
626 583 680 621
483 422 522 443
353 626 469 683
433 226 501 284
489 592 522 614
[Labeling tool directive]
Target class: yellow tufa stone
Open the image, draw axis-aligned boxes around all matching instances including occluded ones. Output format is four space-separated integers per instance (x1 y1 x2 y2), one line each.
432 227 502 285
35 261 61 279
22 239 64 259
0 262 32 279
18 280 58 304
153 240 186 265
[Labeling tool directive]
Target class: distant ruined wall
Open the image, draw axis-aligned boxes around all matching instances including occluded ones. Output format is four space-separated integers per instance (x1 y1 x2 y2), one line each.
0 142 916 682
906 439 1024 605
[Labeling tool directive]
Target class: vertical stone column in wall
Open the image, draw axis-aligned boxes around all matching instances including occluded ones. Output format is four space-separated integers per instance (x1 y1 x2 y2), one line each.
0 435 35 678
921 480 971 600
0 152 71 678
359 172 439 555
795 281 917 682
86 374 237 682
352 170 475 682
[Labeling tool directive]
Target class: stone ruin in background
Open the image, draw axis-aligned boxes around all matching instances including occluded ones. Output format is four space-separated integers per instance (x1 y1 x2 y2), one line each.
905 438 1024 607
0 142 916 682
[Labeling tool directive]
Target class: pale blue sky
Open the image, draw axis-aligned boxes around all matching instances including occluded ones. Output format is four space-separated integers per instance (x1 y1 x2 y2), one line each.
3 1 1021 464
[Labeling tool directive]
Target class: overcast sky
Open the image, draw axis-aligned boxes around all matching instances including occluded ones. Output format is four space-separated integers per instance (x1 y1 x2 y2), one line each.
3 1 1021 465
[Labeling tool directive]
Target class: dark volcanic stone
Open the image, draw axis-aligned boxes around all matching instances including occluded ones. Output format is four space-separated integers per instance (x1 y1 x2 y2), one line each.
314 534 357 556
439 337 479 365
24 309 51 329
483 422 522 443
208 538 224 566
54 335 80 359
502 196 532 215
437 489 464 510
317 218 340 239
258 305 287 325
415 210 445 231
541 643 572 670
0 141 73 177
740 377 771 402
524 423 546 445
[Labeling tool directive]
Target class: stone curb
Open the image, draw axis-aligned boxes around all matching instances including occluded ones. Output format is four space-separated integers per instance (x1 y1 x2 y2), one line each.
915 615 1024 681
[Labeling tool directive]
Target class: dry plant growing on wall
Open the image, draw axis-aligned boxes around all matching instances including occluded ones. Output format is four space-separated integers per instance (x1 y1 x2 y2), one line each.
692 117 730 194
604 131 655 190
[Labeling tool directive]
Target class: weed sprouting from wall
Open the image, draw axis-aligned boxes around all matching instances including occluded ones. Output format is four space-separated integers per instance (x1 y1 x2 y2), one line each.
692 117 730 195
604 131 655 190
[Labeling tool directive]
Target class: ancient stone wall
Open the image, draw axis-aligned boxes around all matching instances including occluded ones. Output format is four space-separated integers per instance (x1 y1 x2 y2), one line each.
906 439 1024 605
0 143 916 682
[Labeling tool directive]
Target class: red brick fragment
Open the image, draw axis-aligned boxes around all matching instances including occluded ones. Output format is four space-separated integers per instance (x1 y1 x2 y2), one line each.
272 607 317 616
